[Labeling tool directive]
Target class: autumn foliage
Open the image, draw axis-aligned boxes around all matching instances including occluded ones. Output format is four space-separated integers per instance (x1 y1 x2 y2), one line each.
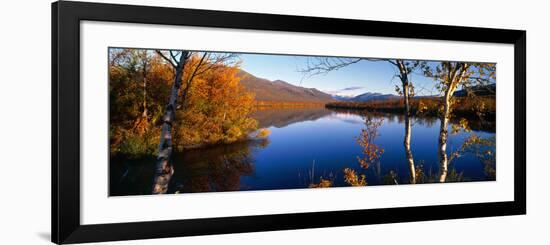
174 56 257 148
356 117 385 169
343 168 367 186
109 49 259 157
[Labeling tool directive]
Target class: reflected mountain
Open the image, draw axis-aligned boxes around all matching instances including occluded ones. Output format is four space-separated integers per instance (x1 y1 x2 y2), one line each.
251 107 333 128
327 108 494 133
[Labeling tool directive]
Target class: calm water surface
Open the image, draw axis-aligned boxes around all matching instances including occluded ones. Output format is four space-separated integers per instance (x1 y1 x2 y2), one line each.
110 108 495 196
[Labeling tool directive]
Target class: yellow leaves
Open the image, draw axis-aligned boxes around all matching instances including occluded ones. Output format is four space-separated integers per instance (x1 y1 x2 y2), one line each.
225 126 243 143
174 56 258 148
256 128 271 139
343 168 367 186
109 50 260 156
309 177 333 188
462 134 494 148
452 134 496 180
417 101 428 115
131 115 149 136
345 116 382 187
414 165 425 184
451 118 471 135
356 117 384 169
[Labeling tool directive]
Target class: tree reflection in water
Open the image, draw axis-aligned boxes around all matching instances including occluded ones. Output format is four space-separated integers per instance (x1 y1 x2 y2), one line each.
335 109 496 186
313 112 387 188
327 108 494 133
110 139 269 195
111 107 497 195
455 134 496 180
356 114 385 170
170 139 270 193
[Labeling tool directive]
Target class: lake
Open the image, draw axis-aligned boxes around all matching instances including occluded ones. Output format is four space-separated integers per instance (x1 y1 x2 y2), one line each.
110 107 496 196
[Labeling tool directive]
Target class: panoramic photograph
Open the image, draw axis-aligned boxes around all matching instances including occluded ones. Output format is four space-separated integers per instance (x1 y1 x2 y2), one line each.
108 48 496 196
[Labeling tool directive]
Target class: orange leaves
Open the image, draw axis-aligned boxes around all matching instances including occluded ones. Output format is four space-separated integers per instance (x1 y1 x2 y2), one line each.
356 117 384 169
175 54 258 148
343 168 367 186
451 118 471 135
338 116 383 187
255 128 271 139
109 49 260 155
308 177 333 188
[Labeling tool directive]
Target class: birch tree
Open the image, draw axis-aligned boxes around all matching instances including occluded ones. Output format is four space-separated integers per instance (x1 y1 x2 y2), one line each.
394 60 417 184
420 62 495 182
140 50 149 118
152 50 190 194
131 50 151 135
151 50 238 194
301 58 419 184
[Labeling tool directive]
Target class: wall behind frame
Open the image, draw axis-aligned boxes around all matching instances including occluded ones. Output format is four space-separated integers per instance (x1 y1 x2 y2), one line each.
0 0 546 244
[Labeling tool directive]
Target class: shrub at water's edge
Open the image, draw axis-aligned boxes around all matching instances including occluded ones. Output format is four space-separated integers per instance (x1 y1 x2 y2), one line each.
173 62 258 149
109 50 264 158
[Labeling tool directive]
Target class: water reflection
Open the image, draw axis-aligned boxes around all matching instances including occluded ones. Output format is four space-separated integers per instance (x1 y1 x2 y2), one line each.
110 107 496 196
170 139 269 193
251 107 332 128
110 139 268 196
329 108 494 133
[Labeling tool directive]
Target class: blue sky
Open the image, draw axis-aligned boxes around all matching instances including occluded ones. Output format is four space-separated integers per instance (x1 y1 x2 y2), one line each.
110 48 492 97
238 53 441 97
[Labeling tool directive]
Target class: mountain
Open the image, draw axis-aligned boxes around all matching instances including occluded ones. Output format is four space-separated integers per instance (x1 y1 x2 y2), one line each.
352 92 400 101
238 70 334 103
334 92 400 102
453 83 496 97
332 95 356 101
332 83 497 102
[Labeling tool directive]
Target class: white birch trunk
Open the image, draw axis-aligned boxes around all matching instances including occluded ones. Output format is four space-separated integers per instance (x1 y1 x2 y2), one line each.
437 91 452 182
403 83 416 184
152 51 189 194
397 61 416 184
437 65 468 182
142 52 148 118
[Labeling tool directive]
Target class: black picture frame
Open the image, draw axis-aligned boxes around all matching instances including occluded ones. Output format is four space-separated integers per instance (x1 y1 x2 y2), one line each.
52 1 526 244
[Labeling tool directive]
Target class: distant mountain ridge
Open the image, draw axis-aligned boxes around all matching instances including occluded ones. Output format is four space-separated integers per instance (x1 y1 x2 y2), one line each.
334 92 400 102
238 69 495 104
333 83 496 102
238 70 334 103
453 83 496 97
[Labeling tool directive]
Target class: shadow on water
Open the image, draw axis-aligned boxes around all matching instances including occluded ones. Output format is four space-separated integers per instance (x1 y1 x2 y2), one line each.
169 139 269 193
110 139 269 196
